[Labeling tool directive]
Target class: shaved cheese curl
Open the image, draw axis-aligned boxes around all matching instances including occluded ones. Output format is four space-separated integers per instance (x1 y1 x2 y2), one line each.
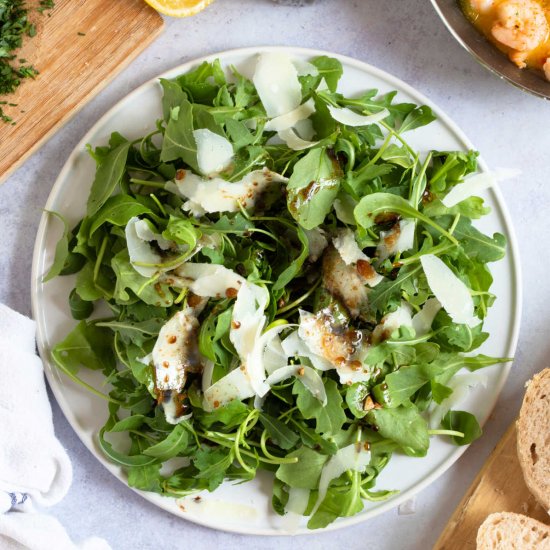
253 52 302 117
193 128 234 176
420 254 479 327
328 105 389 127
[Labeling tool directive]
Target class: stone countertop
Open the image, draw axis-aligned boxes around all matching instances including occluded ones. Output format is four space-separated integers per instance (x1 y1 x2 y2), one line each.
0 0 547 548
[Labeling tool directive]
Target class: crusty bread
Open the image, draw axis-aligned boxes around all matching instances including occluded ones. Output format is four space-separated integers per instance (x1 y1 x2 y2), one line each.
476 512 550 549
516 368 550 513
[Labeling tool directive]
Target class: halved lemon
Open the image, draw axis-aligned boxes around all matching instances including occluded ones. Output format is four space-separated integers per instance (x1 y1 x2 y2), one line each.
145 0 214 17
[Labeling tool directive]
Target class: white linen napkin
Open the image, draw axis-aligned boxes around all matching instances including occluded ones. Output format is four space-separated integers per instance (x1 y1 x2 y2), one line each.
0 304 110 550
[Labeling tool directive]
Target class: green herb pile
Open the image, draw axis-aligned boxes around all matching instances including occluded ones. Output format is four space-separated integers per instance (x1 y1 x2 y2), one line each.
0 0 54 124
48 54 509 529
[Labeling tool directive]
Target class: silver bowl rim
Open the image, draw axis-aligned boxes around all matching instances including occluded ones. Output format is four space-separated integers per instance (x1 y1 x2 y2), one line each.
430 0 550 100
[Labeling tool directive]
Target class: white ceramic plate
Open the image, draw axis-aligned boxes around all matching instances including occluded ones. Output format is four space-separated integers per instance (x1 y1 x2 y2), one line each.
31 47 522 535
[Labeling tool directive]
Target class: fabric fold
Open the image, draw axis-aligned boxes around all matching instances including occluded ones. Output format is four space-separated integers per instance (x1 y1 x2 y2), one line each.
0 304 110 550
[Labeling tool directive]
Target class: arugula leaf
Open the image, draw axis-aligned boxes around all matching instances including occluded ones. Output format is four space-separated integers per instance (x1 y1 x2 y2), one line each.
68 288 94 320
354 192 457 243
311 56 343 92
159 78 186 122
128 463 162 492
441 410 482 445
193 446 233 491
51 321 115 375
43 211 70 282
143 424 190 460
276 446 328 489
259 413 300 450
195 399 249 429
98 429 158 467
89 195 152 237
368 265 421 315
307 475 364 529
160 97 199 172
398 105 436 133
294 378 346 435
368 406 430 457
287 147 342 230
86 133 131 217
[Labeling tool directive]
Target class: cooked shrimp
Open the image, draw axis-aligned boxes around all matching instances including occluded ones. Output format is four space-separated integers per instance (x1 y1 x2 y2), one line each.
470 0 495 13
491 0 549 67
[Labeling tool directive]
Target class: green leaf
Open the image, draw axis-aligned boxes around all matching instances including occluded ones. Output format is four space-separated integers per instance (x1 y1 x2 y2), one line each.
399 105 436 133
276 446 328 489
373 364 442 408
312 56 343 92
193 446 233 491
98 429 158 467
159 78 186 122
97 318 164 347
345 383 370 418
143 424 190 460
128 463 162 492
160 97 199 172
51 321 115 375
441 410 482 445
354 192 457 244
195 399 249 429
288 419 339 455
453 217 506 263
380 144 413 168
307 478 364 529
287 147 342 230
111 250 173 307
272 224 309 291
43 211 70 282
68 288 94 320
86 134 131 217
162 216 199 248
109 415 146 432
294 378 346 435
368 406 429 457
259 413 300 450
89 195 152 236
367 265 421 315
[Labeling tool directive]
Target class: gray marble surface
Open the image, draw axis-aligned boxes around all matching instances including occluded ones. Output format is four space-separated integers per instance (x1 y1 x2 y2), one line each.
0 0 548 548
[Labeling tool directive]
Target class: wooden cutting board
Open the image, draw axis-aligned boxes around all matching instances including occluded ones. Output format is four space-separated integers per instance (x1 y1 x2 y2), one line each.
0 0 164 184
434 422 549 549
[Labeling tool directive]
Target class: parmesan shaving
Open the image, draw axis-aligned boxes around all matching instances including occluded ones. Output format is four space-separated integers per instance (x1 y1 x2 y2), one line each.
264 99 315 132
412 297 442 336
125 216 163 277
278 128 319 151
253 52 302 117
420 254 479 327
441 168 520 208
174 263 245 298
193 128 234 176
167 167 288 215
328 105 389 127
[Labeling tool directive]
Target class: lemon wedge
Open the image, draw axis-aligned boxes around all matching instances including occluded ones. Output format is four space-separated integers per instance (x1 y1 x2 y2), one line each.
145 0 214 17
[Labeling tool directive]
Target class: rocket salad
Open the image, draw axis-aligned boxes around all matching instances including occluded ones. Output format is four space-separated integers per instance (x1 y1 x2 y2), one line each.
47 52 510 529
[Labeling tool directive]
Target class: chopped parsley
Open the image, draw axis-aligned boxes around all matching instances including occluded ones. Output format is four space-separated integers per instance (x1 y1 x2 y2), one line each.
0 0 55 124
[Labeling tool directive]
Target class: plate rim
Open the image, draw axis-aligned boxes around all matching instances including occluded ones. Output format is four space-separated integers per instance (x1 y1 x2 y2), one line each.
31 45 523 536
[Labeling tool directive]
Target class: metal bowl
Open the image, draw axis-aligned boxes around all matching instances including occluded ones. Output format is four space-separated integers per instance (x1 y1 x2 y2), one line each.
430 0 550 99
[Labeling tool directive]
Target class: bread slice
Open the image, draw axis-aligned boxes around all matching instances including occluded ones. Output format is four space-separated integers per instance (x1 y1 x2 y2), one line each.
517 368 550 513
476 512 550 549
